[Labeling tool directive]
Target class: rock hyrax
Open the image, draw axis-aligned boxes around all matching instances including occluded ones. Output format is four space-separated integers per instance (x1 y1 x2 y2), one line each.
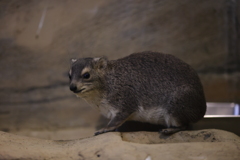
68 51 206 135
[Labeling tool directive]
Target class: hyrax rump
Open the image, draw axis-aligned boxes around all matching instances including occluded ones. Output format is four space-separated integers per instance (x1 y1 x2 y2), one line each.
68 51 206 135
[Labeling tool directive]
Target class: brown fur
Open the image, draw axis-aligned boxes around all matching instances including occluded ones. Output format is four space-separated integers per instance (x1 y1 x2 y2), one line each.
69 51 206 135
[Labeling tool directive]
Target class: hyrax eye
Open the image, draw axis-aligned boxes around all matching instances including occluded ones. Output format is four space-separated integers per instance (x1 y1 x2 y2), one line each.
83 72 90 79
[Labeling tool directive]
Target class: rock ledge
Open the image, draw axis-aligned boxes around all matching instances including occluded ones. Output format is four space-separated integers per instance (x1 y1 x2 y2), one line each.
0 129 240 160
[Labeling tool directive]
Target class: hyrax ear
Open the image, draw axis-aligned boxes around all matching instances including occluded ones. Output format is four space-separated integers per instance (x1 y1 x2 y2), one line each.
93 57 108 69
70 58 77 64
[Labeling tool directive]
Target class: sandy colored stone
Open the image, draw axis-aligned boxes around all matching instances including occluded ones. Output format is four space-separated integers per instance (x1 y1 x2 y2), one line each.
0 129 239 160
11 127 96 140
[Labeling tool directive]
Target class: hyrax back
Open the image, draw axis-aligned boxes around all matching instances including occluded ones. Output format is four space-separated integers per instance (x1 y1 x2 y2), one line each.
69 51 206 135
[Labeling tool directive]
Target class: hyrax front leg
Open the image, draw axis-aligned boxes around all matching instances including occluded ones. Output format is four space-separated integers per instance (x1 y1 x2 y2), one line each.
94 112 131 136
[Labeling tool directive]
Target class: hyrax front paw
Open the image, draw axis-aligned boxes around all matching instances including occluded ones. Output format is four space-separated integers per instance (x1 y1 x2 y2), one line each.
94 127 116 136
160 128 175 135
160 126 186 135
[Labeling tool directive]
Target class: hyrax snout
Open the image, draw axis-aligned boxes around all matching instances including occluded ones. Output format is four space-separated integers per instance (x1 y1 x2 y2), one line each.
69 51 206 135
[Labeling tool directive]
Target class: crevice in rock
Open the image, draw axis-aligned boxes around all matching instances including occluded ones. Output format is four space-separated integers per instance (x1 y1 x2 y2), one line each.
0 81 69 93
0 95 73 105
120 130 234 144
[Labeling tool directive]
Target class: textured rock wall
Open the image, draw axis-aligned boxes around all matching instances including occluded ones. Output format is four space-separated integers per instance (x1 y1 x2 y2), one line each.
0 0 239 138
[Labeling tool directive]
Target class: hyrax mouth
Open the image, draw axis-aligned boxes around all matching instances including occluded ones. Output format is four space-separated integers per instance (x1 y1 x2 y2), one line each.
74 88 85 93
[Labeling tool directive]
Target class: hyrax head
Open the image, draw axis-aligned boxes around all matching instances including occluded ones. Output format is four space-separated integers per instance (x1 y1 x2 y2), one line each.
68 57 107 96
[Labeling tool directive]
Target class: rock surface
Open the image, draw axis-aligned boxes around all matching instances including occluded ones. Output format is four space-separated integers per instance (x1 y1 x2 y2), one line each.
1 129 240 160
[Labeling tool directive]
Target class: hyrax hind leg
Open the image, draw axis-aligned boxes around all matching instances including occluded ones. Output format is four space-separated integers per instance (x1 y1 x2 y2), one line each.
159 114 187 135
159 87 199 135
94 112 132 136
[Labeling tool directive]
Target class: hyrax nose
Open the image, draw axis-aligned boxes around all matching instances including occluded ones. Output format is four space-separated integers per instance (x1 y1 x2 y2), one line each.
69 84 77 92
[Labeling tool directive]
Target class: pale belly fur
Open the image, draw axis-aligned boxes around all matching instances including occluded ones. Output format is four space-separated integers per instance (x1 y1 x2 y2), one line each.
130 106 166 125
82 95 180 128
